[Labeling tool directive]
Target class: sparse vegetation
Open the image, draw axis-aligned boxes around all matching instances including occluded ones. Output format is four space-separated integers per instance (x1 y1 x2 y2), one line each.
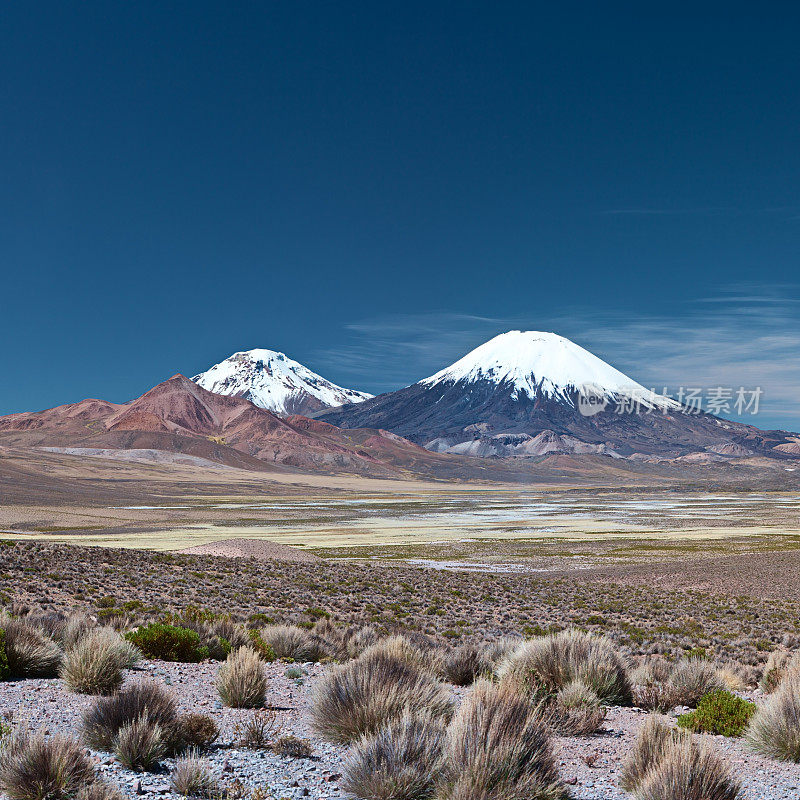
170 752 219 798
746 675 800 761
217 646 267 708
60 628 139 695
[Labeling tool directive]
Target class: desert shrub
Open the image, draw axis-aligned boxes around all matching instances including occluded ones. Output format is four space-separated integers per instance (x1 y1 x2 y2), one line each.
345 625 379 659
746 675 800 761
619 715 692 793
482 637 523 673
760 648 800 694
260 625 327 662
271 736 313 759
667 657 726 707
125 624 208 662
83 681 178 751
677 690 756 737
360 636 433 672
76 780 127 800
114 715 165 771
0 730 95 800
0 616 62 679
441 644 491 687
61 615 95 649
630 657 673 687
236 710 280 749
60 629 140 695
716 665 747 692
342 710 447 800
311 650 453 744
497 629 631 704
634 737 741 800
0 630 9 680
549 680 607 736
174 714 219 750
438 679 567 800
217 646 267 708
171 752 219 798
632 682 680 713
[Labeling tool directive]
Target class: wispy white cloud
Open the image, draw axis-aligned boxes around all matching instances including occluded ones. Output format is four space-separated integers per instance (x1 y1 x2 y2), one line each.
316 287 800 429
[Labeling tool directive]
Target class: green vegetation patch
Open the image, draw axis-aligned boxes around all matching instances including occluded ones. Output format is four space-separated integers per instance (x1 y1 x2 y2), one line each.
125 623 208 662
677 689 756 737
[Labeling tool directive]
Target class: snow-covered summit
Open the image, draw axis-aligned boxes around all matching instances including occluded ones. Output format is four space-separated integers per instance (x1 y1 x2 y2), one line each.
420 331 677 410
193 349 372 417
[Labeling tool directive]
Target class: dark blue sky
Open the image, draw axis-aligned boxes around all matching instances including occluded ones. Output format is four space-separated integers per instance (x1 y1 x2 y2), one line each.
2 3 799 427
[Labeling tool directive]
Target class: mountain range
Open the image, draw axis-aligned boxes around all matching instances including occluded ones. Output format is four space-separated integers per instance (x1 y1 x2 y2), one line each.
1 331 797 478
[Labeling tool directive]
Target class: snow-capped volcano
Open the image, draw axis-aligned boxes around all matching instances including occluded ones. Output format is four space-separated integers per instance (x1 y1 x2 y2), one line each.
317 330 768 459
193 349 372 417
420 331 677 411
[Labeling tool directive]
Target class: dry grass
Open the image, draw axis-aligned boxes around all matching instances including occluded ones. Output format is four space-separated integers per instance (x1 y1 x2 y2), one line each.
216 646 267 709
619 715 692 793
441 644 491 687
746 675 800 761
668 658 726 707
311 650 453 744
437 680 567 800
342 710 447 800
170 751 219 798
174 714 219 750
760 648 800 694
0 615 62 679
114 715 166 772
549 680 607 736
82 681 178 751
260 625 328 662
60 628 140 695
270 736 313 759
236 710 280 749
497 629 631 704
0 730 95 800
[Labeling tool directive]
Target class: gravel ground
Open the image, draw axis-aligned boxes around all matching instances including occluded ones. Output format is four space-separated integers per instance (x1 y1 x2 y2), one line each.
1 661 799 800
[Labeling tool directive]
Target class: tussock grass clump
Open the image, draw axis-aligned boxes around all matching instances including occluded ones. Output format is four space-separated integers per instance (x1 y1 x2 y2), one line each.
125 624 208 663
441 644 491 687
760 648 800 694
634 737 741 800
237 710 280 749
260 626 327 663
342 711 447 800
438 680 567 800
746 675 800 761
170 752 219 798
76 780 127 800
677 690 756 737
620 715 686 793
550 680 607 736
0 731 95 800
217 646 267 709
668 658 726 708
271 736 313 759
360 636 431 670
312 651 453 744
60 628 140 695
344 626 379 659
498 629 631 705
114 715 166 771
83 681 178 751
0 616 62 679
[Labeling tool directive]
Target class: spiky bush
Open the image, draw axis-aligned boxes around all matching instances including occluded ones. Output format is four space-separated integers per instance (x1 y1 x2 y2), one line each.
760 648 800 694
83 681 178 751
342 711 447 800
437 680 567 800
76 780 127 800
311 650 453 744
746 675 800 761
441 644 491 687
174 715 219 750
345 626 379 659
634 737 741 800
124 624 208 662
271 736 313 759
114 715 165 771
237 710 280 749
0 616 62 679
0 731 95 800
549 680 606 736
677 690 756 737
217 646 267 709
619 715 693 793
170 751 219 798
667 658 726 708
260 625 327 662
497 629 631 704
60 629 140 695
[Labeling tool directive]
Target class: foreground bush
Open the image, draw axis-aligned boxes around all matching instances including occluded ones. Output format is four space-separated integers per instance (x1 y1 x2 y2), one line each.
114 715 165 771
746 675 800 761
312 650 453 744
760 648 800 694
0 731 95 800
125 624 208 662
677 690 756 737
174 714 219 750
620 715 740 799
549 680 606 736
438 680 567 800
83 681 178 751
497 629 631 704
260 625 327 662
441 644 491 687
342 711 447 800
217 647 267 708
0 616 62 679
170 752 219 798
61 629 140 695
